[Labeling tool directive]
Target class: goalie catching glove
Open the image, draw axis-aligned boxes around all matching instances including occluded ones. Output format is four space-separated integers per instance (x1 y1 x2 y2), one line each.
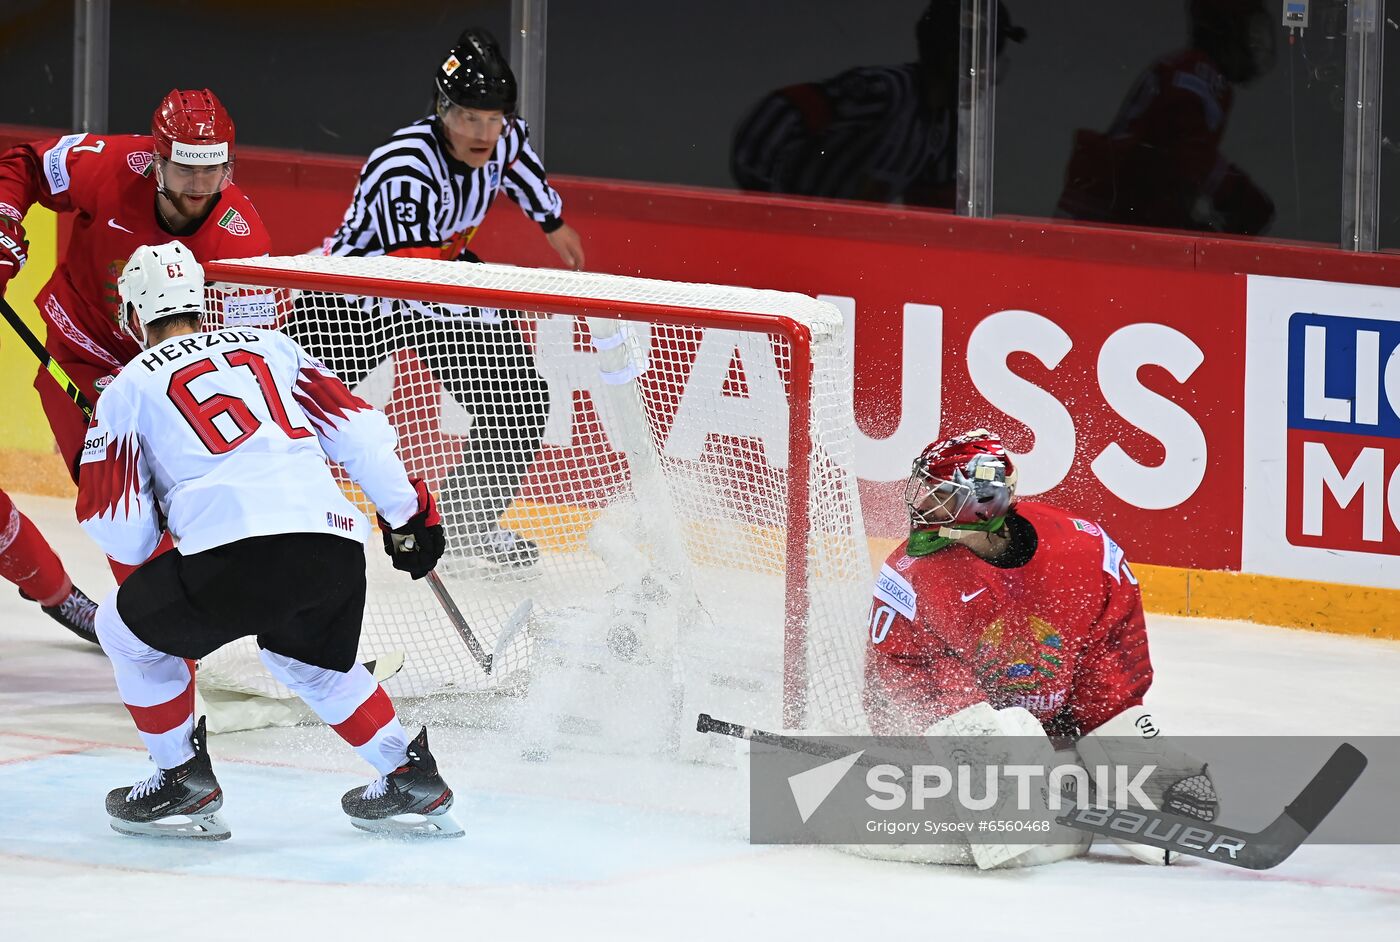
378 479 445 579
1076 704 1219 865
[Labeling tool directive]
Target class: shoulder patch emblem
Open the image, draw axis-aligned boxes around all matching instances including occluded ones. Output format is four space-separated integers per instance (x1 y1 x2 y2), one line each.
80 424 109 465
126 151 154 176
217 207 251 236
1099 529 1136 584
873 564 916 621
1071 518 1102 537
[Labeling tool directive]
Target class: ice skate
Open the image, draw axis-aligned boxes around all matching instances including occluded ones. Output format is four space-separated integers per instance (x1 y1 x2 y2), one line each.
21 585 101 646
106 716 229 841
342 726 463 838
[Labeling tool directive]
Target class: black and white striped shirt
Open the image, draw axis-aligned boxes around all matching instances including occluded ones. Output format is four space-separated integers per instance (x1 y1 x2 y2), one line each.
325 115 563 259
730 64 953 207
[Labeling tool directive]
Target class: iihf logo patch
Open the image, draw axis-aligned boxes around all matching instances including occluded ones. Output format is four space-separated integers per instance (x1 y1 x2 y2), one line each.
487 162 500 188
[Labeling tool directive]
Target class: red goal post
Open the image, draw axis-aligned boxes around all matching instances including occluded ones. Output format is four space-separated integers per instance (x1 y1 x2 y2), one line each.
200 255 871 734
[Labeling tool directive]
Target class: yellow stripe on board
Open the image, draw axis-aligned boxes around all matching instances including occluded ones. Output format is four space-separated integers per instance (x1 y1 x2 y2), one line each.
1134 563 1400 641
0 206 60 455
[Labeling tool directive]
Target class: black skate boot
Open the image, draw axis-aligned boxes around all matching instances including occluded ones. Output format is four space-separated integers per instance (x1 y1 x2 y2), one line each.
106 716 229 840
20 585 101 646
341 726 462 838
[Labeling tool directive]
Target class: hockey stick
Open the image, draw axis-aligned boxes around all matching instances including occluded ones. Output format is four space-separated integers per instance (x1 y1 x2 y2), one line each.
0 295 94 420
699 713 1368 871
8 286 499 680
698 712 858 762
425 569 495 675
1056 743 1367 870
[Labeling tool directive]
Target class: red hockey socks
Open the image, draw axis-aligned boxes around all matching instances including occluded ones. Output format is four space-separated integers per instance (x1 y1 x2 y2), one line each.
0 488 72 607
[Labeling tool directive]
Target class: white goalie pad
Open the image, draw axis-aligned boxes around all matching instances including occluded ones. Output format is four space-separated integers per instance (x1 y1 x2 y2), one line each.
837 702 1090 869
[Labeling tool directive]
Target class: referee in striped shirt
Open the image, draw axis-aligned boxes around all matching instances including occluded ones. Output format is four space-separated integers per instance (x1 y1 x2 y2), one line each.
731 0 1024 206
289 27 584 568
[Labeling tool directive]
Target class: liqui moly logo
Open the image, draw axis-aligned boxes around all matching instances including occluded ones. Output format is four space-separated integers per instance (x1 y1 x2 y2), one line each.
1285 311 1400 555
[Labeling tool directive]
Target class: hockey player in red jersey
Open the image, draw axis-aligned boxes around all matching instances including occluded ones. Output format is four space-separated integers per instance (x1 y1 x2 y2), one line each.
0 89 271 484
864 429 1152 737
79 243 458 840
862 429 1216 867
1055 0 1275 234
0 485 99 644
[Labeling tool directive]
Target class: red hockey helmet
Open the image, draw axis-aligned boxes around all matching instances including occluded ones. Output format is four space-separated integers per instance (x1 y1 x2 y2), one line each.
905 429 1018 530
151 89 235 167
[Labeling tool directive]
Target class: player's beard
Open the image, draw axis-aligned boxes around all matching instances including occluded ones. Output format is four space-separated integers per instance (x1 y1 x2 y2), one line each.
167 190 218 222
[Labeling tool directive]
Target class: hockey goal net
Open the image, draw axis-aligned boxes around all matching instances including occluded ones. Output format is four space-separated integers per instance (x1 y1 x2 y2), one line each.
197 255 871 736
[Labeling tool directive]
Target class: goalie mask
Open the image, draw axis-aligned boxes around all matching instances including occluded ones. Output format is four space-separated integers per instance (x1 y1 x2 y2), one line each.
904 429 1018 532
117 242 205 348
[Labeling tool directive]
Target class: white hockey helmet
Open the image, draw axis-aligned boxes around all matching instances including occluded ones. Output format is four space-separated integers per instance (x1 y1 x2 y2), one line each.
116 241 205 346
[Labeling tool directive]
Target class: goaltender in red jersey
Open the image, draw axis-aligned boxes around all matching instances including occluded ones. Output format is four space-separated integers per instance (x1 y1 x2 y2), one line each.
858 429 1218 869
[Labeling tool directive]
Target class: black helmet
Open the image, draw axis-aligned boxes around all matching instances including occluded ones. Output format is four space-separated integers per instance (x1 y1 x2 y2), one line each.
435 28 517 114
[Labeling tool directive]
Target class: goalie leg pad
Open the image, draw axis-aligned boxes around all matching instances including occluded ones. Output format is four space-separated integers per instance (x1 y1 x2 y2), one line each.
841 704 1089 870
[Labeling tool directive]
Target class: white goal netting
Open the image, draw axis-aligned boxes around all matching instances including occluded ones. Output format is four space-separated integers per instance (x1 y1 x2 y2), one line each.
198 255 872 736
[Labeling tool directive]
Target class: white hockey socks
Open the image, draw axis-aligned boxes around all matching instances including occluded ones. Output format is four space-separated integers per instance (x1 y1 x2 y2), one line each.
258 650 409 775
94 591 196 769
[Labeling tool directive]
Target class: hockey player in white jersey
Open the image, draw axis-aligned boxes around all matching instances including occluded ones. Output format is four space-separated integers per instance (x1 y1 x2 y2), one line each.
78 242 460 840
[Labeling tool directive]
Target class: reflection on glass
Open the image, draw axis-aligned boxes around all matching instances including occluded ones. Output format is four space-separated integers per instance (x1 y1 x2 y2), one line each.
1056 0 1276 235
729 0 1025 207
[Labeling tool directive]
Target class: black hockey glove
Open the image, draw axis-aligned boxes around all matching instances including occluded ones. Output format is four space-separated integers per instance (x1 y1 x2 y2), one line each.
379 479 445 580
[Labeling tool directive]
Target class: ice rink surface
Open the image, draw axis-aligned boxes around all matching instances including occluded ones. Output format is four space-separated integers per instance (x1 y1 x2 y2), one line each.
2 494 1397 941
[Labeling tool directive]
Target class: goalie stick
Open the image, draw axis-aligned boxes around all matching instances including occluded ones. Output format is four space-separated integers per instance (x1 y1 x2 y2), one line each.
1055 743 1367 870
697 713 1368 871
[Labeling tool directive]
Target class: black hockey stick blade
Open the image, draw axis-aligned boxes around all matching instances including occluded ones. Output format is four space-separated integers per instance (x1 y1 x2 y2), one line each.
1056 743 1367 870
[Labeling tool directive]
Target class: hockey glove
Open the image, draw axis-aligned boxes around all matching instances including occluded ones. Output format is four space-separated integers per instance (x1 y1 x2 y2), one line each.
0 213 27 292
379 479 445 580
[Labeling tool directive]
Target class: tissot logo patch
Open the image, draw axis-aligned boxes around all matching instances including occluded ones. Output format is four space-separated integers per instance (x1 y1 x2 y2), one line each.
81 427 108 465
